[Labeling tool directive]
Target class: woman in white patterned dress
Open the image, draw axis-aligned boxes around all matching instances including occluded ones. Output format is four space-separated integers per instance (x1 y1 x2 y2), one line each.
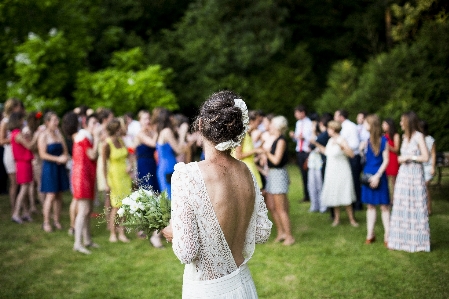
388 111 430 252
162 91 272 299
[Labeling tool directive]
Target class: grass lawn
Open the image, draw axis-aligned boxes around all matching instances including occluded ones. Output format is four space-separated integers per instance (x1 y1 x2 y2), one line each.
1 165 448 299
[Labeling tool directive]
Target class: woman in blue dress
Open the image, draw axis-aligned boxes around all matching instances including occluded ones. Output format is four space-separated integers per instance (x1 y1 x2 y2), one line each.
153 108 187 199
38 112 70 232
135 110 159 192
360 114 390 245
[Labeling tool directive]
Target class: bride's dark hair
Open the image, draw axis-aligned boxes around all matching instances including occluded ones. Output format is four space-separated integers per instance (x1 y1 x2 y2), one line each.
194 90 244 145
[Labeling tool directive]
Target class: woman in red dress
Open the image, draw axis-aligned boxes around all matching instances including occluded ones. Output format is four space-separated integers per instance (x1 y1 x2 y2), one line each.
71 114 101 254
9 112 40 223
382 118 400 202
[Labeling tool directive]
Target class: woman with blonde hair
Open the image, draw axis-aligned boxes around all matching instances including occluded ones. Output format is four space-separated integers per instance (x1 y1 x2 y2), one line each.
317 121 359 227
360 114 390 245
263 115 295 245
0 98 23 214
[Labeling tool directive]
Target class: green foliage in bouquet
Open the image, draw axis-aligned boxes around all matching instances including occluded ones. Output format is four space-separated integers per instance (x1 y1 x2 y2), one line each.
117 188 171 237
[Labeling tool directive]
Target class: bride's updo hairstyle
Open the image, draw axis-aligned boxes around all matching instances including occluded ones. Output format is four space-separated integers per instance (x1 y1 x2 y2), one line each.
194 90 245 147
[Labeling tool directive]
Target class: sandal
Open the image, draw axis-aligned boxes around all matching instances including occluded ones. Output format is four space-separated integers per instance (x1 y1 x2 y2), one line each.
73 246 91 255
53 222 62 230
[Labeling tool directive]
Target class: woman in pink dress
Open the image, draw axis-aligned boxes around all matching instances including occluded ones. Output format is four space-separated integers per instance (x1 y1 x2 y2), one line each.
71 114 101 254
382 118 400 202
9 112 40 223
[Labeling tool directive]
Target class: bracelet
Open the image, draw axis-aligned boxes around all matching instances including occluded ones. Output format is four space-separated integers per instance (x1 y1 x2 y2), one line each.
412 155 417 162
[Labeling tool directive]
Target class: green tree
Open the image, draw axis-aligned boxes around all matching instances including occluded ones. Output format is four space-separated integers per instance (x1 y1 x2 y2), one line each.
74 48 178 115
7 30 86 113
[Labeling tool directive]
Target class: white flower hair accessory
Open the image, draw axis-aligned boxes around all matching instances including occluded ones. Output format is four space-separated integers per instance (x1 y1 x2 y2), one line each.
215 98 249 151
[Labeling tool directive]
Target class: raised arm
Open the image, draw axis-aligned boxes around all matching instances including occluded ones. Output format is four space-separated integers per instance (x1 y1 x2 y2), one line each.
265 138 286 166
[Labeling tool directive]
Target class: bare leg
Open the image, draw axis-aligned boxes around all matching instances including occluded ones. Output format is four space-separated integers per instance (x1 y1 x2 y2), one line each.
8 173 18 215
366 204 376 240
388 175 396 205
43 192 56 232
380 204 390 243
26 183 36 215
273 193 294 245
12 183 29 223
74 200 91 254
109 207 118 242
346 205 359 226
52 192 63 229
265 192 285 241
332 207 340 226
69 198 77 234
425 181 432 215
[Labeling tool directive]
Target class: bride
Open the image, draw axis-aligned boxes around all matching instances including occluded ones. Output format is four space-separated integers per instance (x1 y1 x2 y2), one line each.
162 90 272 298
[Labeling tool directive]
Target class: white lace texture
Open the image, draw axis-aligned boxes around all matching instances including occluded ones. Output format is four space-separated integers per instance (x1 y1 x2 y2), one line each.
214 99 250 151
171 162 272 281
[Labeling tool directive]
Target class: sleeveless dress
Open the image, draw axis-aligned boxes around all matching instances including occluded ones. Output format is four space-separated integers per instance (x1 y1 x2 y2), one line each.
106 138 132 208
171 162 272 299
11 129 34 184
71 130 97 200
156 142 177 198
136 144 159 192
320 136 356 207
385 133 399 177
41 143 70 193
388 132 430 252
361 137 390 205
232 133 262 189
2 118 16 174
265 135 289 194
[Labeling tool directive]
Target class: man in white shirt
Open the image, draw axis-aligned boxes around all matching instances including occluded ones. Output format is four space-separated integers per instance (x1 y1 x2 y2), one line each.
289 105 313 202
334 109 363 211
356 112 370 143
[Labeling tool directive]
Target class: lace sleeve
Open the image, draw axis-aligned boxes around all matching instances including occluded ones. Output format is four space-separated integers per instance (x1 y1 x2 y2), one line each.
171 163 200 264
254 187 272 244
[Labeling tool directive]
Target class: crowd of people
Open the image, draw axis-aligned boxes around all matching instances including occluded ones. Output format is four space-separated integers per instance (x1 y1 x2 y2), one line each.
0 96 436 254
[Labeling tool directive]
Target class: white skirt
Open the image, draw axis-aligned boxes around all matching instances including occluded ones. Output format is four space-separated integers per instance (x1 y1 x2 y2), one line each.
3 144 16 174
182 264 258 299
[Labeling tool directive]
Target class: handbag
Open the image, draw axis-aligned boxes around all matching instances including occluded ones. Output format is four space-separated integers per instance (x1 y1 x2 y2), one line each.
361 173 379 189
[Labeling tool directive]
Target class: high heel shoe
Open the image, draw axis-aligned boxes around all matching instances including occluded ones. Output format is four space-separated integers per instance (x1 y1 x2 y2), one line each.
73 245 91 255
11 215 23 224
282 238 295 246
365 236 376 244
274 235 286 243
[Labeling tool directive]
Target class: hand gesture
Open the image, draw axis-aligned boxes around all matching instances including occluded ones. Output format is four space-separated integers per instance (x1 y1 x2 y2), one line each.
161 223 173 243
369 174 380 189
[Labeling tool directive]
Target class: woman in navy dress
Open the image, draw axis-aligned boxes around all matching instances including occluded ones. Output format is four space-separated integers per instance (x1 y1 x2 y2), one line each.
38 112 70 232
360 114 390 245
135 110 159 192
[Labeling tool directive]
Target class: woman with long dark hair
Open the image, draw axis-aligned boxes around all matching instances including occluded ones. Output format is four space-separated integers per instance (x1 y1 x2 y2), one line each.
388 111 430 252
382 118 400 201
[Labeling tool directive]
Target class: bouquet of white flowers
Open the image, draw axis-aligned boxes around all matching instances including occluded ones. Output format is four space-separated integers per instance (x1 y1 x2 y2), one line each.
117 188 171 236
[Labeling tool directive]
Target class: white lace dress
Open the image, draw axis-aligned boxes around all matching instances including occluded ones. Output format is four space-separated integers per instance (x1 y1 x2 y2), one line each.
171 162 272 299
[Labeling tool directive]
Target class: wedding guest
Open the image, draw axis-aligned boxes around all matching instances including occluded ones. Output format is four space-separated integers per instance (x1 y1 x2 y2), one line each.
61 111 81 236
419 120 436 215
173 114 192 163
162 91 272 298
289 105 312 202
154 108 187 199
382 118 400 202
72 114 100 254
334 109 362 211
264 116 295 245
96 108 113 226
135 110 162 248
25 111 45 210
360 115 390 245
124 112 141 147
317 121 359 227
388 111 430 252
38 112 70 232
308 117 325 213
233 110 263 189
103 118 132 243
356 111 370 144
0 98 23 214
9 112 39 223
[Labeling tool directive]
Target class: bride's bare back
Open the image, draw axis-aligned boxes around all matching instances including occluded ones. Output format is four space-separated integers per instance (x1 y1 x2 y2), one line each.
197 158 255 267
